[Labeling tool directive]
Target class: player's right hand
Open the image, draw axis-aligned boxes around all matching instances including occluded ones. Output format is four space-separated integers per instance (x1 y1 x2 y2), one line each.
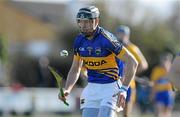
58 90 69 102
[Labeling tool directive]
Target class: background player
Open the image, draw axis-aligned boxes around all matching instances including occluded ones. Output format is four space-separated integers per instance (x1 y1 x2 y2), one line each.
150 53 174 117
116 25 148 117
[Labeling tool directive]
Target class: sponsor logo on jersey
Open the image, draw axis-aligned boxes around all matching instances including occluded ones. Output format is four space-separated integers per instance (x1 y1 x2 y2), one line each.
84 60 107 66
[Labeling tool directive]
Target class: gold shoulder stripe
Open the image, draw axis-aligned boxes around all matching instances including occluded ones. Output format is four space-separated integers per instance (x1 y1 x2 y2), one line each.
117 47 126 60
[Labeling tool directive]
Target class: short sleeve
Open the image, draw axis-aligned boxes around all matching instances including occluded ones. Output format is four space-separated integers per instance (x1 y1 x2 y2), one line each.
108 39 123 55
102 31 123 55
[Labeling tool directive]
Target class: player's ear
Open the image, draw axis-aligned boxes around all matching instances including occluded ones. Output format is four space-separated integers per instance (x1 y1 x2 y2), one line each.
95 18 99 25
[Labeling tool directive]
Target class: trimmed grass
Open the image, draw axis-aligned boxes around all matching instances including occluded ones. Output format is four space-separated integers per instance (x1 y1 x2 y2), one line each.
8 114 81 117
11 114 154 117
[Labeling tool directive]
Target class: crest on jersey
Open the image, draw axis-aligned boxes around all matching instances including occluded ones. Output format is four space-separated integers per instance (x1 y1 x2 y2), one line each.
95 47 101 55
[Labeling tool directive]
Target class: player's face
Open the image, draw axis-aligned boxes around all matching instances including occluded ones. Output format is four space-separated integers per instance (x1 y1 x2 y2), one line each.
117 32 125 41
164 60 172 72
77 19 98 36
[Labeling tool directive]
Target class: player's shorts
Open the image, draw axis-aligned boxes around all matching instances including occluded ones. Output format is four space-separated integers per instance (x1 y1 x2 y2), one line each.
126 87 136 103
80 80 123 112
155 91 174 107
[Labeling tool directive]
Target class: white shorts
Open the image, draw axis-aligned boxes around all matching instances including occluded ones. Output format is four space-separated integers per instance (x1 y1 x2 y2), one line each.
80 80 123 112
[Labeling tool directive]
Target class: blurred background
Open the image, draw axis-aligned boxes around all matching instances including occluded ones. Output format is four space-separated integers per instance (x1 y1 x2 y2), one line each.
0 0 179 117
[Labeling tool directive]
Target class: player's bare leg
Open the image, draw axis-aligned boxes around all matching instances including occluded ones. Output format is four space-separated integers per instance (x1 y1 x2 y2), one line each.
156 104 172 117
156 104 164 117
164 107 172 117
124 101 132 117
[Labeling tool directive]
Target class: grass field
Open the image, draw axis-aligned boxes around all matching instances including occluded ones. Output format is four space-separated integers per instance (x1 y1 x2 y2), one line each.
4 109 180 117
6 111 180 117
8 114 154 117
5 110 180 117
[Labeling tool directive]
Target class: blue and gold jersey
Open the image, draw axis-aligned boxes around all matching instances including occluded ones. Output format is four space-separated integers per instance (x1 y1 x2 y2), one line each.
73 26 125 84
151 66 172 91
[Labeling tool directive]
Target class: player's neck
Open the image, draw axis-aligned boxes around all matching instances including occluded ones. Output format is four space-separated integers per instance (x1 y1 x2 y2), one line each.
86 28 98 40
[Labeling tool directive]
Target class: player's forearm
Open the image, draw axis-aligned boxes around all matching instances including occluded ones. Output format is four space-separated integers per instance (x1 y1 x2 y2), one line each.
136 65 144 74
167 56 180 88
65 67 81 93
123 55 138 87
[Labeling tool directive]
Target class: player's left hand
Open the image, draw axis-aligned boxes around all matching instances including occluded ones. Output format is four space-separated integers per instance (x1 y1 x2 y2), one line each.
113 85 128 108
116 91 126 108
